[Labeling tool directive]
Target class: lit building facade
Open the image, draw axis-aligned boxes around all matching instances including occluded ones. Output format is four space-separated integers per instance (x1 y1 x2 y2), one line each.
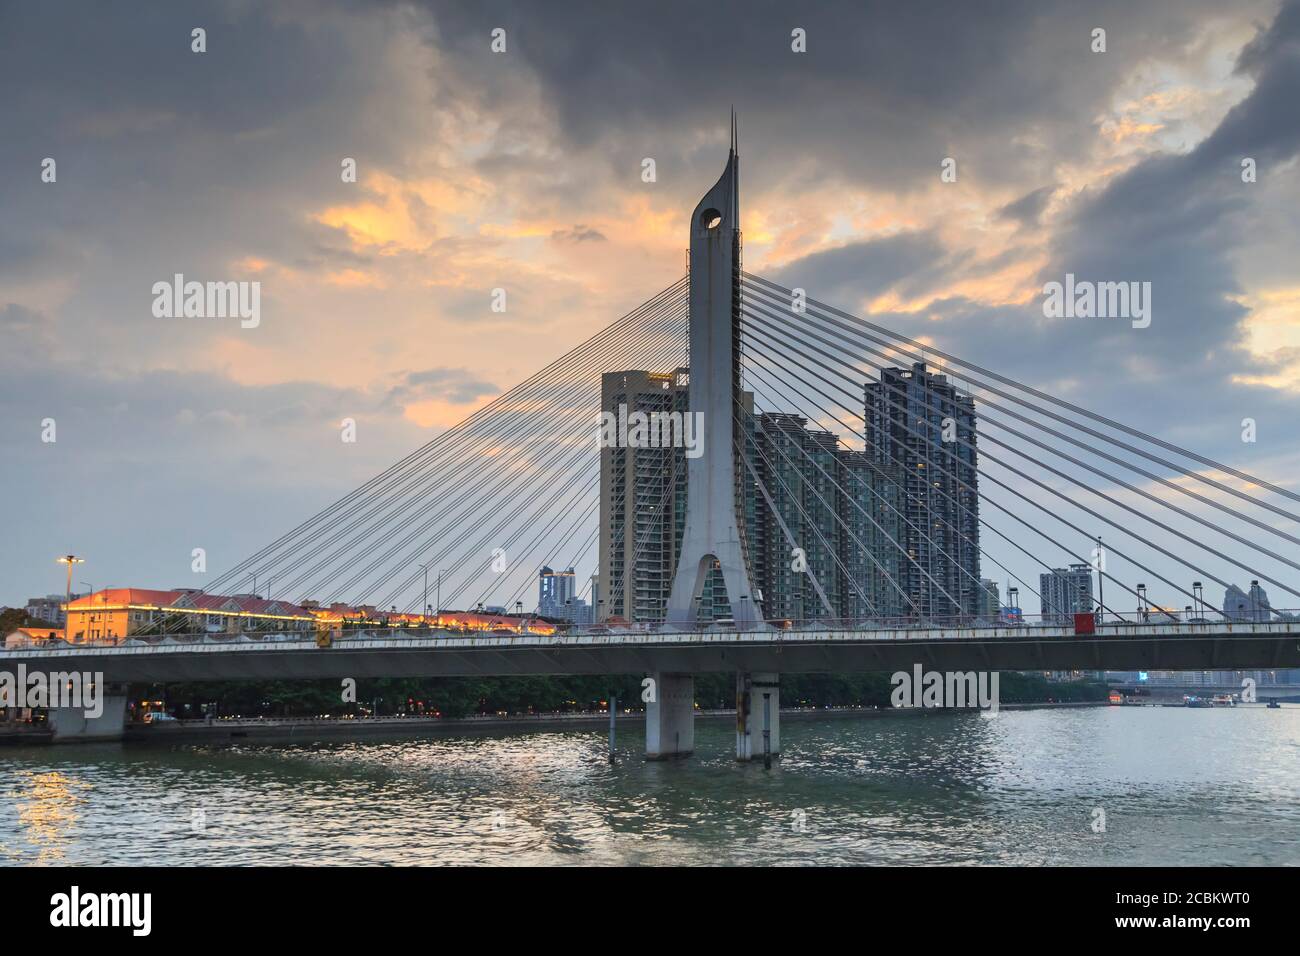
65 588 317 642
61 589 557 643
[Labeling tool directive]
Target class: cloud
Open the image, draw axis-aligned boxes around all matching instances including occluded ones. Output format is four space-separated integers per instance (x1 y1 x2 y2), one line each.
550 225 606 243
387 367 501 406
3 0 1299 613
770 232 959 309
997 185 1057 228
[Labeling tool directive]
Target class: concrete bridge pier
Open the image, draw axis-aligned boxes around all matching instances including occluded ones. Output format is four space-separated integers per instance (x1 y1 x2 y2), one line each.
645 672 694 760
736 672 780 764
48 684 129 743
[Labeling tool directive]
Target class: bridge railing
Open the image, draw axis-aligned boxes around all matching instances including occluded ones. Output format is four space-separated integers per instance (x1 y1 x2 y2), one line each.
7 610 1298 652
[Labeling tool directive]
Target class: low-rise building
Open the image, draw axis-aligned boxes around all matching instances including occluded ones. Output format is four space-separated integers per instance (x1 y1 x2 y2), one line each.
65 588 317 642
4 626 66 648
62 589 558 642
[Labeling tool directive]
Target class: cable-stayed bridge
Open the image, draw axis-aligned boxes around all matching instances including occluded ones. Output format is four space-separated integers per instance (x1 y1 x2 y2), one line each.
8 124 1300 756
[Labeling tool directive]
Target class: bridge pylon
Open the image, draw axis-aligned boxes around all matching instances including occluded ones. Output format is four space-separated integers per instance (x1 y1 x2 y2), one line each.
665 114 765 632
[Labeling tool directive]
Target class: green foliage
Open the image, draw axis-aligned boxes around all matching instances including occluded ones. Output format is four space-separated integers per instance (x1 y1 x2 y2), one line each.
140 670 1106 718
0 606 59 634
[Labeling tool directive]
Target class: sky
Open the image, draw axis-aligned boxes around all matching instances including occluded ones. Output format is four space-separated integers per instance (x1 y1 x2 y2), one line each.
3 0 1300 615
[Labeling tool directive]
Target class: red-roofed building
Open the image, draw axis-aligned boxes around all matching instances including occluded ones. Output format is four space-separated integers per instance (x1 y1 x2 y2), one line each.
61 589 558 643
64 588 317 642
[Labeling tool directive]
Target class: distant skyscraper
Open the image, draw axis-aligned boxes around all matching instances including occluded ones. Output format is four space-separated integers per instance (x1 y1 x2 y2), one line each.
601 363 980 626
748 413 904 624
1040 564 1094 623
748 413 841 622
865 361 980 618
976 578 1000 622
23 593 86 626
598 368 692 622
538 566 577 617
1223 581 1271 622
836 449 883 621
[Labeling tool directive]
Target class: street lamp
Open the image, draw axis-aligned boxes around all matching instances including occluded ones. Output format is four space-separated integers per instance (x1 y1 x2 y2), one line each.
1137 583 1148 623
1192 581 1204 619
1094 535 1104 623
56 555 84 614
418 562 447 621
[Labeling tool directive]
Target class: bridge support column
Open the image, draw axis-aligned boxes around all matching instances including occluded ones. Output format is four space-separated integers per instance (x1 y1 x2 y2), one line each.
736 672 779 764
48 687 128 743
645 673 694 760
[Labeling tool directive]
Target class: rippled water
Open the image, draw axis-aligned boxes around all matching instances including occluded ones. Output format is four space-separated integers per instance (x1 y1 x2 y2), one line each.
2 707 1297 865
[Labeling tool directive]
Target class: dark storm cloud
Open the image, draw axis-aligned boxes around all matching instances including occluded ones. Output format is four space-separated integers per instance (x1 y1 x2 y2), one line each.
770 232 961 305
998 185 1057 228
386 367 501 406
0 0 436 363
761 0 1300 463
550 225 606 243
418 0 1263 196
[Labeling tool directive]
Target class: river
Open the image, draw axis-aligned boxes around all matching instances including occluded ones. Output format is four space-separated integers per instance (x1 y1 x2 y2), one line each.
3 706 1297 865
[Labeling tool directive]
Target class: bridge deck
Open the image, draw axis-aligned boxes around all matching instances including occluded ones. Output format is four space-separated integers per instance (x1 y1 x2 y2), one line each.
4 622 1298 682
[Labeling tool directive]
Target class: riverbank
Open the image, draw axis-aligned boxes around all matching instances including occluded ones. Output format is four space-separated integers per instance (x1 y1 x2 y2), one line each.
111 700 1106 745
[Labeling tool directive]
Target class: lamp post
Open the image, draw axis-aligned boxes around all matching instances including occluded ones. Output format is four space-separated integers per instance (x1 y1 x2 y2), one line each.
1094 535 1104 624
418 562 431 622
1137 583 1148 623
56 555 84 618
1192 581 1204 619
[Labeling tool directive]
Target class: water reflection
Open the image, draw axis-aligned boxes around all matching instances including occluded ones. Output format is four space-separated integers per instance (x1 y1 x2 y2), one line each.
4 771 86 864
